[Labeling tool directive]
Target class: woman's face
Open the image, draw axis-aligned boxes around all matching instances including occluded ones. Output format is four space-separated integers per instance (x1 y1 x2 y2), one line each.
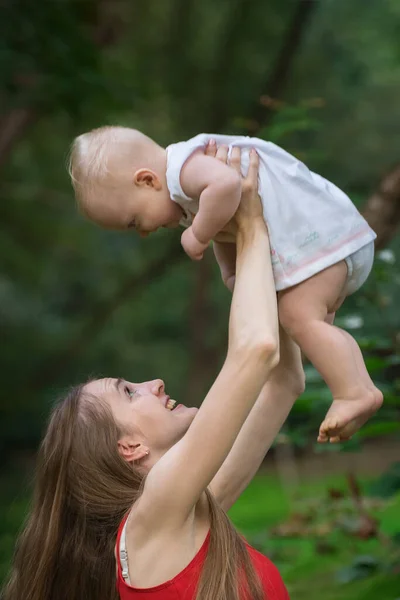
84 378 198 459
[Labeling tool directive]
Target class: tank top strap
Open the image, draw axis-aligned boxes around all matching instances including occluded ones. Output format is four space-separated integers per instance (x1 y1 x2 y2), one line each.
116 512 132 586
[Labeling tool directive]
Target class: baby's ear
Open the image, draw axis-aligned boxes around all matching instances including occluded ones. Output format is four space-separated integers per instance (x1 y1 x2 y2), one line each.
133 168 162 190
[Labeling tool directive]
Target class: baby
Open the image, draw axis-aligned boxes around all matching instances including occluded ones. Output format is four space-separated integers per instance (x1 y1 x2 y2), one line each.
69 126 383 443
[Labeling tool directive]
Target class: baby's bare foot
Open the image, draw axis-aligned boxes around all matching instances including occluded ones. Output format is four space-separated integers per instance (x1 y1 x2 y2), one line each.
318 387 383 443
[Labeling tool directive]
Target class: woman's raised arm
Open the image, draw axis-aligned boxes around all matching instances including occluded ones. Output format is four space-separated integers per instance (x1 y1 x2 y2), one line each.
204 143 305 511
139 149 279 525
210 325 305 511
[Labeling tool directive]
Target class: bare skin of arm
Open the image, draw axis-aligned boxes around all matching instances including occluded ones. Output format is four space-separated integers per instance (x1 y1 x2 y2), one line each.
205 144 240 289
209 325 304 511
180 143 242 260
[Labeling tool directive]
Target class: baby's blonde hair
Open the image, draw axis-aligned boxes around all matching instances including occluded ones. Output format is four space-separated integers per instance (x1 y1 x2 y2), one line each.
68 126 157 219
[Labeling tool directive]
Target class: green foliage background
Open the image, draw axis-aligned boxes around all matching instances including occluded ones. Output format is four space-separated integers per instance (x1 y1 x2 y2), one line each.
1 0 399 596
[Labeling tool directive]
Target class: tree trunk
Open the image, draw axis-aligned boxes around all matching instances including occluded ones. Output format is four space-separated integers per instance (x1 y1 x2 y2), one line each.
248 0 317 134
207 0 253 132
362 163 400 249
0 108 36 169
185 249 223 405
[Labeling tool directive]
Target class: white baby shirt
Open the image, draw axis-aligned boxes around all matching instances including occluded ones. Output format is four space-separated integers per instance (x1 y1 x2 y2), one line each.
166 133 376 291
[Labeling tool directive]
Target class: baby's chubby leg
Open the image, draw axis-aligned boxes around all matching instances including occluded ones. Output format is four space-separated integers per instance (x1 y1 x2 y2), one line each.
278 261 383 442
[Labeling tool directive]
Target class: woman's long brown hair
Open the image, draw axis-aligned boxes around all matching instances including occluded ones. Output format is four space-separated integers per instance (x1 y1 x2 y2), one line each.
3 385 265 600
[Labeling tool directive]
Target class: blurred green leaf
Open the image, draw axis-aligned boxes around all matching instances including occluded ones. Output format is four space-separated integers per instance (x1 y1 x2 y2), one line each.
368 463 400 498
336 556 380 584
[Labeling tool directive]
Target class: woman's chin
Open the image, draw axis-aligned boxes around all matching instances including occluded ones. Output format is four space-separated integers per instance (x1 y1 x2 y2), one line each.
174 404 198 417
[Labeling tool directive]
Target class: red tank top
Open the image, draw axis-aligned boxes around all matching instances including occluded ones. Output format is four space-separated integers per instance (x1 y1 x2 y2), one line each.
116 516 289 600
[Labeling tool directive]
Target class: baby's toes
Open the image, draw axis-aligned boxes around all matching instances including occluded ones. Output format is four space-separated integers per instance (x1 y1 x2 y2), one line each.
329 435 342 443
319 417 339 437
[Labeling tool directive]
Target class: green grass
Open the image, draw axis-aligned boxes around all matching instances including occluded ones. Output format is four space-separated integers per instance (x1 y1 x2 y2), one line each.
229 473 400 600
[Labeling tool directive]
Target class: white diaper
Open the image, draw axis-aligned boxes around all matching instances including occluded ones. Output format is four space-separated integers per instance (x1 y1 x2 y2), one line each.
343 241 375 296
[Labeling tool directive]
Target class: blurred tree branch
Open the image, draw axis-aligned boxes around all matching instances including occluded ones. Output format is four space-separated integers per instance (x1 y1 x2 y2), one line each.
29 241 186 392
0 108 37 169
248 0 317 134
162 0 196 99
0 0 123 171
208 0 252 131
185 250 224 405
362 163 400 249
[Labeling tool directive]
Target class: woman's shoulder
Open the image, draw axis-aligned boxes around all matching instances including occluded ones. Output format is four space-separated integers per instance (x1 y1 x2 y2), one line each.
117 499 211 587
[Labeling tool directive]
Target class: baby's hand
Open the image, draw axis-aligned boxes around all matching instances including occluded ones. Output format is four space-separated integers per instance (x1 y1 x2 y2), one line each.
181 227 209 261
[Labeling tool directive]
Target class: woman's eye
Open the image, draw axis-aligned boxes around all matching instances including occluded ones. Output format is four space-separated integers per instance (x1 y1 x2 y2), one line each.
125 386 136 398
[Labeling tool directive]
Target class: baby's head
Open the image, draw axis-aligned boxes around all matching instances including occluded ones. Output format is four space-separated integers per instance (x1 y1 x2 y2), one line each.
69 126 182 236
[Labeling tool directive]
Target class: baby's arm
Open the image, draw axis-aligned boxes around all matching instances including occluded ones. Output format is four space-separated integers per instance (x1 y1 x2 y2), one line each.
180 151 241 260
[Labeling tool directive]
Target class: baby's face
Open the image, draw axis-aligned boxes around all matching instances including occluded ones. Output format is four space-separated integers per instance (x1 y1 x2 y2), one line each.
128 187 182 237
86 185 182 237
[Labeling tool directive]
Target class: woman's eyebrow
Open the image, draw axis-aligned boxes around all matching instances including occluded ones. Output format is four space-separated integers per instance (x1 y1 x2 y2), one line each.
113 377 124 392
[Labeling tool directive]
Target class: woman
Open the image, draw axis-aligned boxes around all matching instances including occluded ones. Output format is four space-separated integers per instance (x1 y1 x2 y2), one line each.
4 147 304 600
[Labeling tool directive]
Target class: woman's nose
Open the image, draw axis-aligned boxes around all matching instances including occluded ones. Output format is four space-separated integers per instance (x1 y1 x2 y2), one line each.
148 379 165 396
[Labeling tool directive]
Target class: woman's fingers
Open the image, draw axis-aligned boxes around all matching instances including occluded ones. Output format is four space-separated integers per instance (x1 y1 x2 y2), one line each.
205 139 217 157
215 145 229 163
206 141 229 163
234 148 263 223
205 142 244 176
229 146 242 174
244 149 259 190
